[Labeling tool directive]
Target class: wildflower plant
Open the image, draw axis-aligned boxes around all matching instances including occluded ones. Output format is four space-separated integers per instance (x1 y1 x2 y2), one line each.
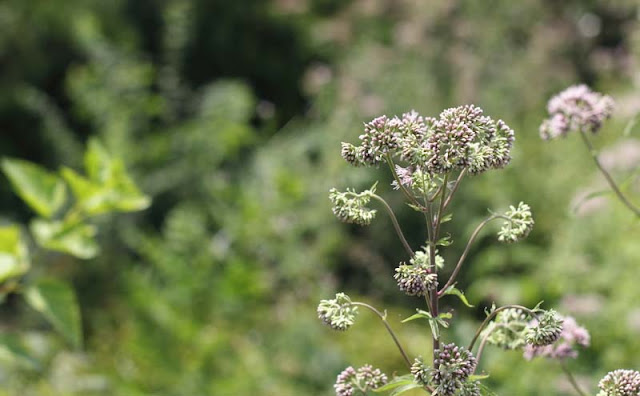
540 84 639 217
318 105 581 395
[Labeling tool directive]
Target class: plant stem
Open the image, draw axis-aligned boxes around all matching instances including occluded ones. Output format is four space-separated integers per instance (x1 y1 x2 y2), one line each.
370 194 414 258
351 302 412 369
385 154 425 210
438 215 500 295
561 362 588 396
473 323 507 374
468 305 536 351
442 169 466 211
579 130 640 217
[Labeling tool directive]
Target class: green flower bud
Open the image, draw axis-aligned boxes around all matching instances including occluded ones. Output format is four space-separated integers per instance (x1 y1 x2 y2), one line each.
498 202 534 243
317 293 358 331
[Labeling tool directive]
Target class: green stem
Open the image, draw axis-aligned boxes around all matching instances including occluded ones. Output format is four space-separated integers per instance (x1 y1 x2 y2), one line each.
442 169 466 211
472 323 507 374
579 130 640 217
468 305 536 351
561 361 588 396
438 215 500 296
351 302 412 369
370 194 414 258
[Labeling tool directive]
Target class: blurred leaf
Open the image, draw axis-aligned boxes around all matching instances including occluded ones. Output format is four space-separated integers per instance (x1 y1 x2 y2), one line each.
24 278 82 349
373 375 415 392
30 219 98 259
84 138 112 183
1 158 66 218
61 162 150 216
442 285 474 308
390 383 423 395
0 335 40 370
0 225 30 282
623 112 639 137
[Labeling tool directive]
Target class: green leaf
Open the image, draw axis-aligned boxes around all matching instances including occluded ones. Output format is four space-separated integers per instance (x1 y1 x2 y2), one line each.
390 383 423 395
402 309 432 323
30 219 99 259
440 213 453 223
84 138 111 183
442 285 474 308
24 278 82 348
0 225 30 282
0 334 40 370
469 374 490 381
436 234 452 246
1 158 66 218
373 375 415 392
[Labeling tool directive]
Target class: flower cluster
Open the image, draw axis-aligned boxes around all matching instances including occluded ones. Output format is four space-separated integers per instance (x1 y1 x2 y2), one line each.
540 84 615 140
394 247 442 296
597 369 640 396
525 309 564 347
524 316 590 360
334 365 388 396
411 357 431 386
432 343 477 396
329 185 377 226
482 308 531 350
498 202 534 243
341 106 514 176
317 293 358 331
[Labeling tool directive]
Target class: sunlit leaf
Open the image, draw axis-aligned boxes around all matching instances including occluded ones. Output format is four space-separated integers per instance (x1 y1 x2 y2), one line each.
373 375 415 392
30 219 98 259
24 278 82 349
0 225 30 282
1 158 66 218
442 285 474 307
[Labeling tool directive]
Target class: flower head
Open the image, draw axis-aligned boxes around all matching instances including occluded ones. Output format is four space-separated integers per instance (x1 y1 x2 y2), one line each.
317 293 358 331
334 365 388 396
525 309 564 347
498 202 534 243
411 357 431 386
524 315 590 361
432 343 477 396
341 106 515 176
597 369 640 396
394 247 441 296
329 185 377 226
540 84 614 139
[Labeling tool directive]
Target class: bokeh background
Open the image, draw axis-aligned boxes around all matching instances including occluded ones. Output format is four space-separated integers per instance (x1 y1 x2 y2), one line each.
1 0 640 395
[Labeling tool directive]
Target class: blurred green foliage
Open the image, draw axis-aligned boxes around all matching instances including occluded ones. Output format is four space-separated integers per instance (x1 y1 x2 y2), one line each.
0 0 639 395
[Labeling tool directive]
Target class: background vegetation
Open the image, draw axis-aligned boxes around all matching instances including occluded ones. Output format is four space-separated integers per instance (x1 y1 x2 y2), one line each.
0 1 639 395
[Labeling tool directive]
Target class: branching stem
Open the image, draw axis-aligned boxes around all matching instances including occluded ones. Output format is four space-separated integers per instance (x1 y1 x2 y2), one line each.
370 194 414 258
579 130 640 217
351 302 412 369
468 304 536 351
438 215 500 295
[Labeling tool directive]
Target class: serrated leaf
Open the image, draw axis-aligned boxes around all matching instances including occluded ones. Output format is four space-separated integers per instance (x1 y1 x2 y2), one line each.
0 225 30 282
30 219 98 259
24 278 82 348
0 334 40 370
442 285 474 308
1 158 66 218
373 375 415 392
